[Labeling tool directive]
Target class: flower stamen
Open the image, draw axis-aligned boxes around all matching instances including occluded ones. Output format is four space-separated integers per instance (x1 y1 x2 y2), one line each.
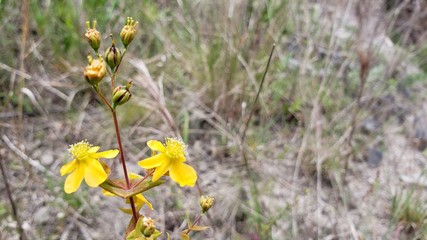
165 138 186 159
68 140 92 159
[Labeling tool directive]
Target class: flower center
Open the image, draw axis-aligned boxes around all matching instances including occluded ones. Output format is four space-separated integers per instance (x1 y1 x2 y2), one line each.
68 140 92 159
165 138 186 159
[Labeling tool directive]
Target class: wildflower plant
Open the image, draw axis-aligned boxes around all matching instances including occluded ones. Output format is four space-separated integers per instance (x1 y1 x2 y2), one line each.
59 18 213 239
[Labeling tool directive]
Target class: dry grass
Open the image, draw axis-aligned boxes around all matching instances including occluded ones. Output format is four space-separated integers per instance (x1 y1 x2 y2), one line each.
1 0 427 239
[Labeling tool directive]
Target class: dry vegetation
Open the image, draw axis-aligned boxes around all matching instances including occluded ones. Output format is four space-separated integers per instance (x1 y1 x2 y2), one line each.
1 0 427 239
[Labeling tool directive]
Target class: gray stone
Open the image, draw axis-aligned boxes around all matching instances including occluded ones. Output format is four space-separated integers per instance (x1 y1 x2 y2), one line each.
367 148 383 168
33 206 50 225
41 150 54 165
361 117 379 134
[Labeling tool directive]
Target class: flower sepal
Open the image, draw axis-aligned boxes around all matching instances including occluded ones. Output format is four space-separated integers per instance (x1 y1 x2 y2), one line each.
99 178 165 199
126 216 161 240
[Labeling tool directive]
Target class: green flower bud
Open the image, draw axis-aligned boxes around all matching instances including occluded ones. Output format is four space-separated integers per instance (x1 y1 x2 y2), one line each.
85 21 101 52
112 82 132 108
105 36 122 69
126 216 161 240
84 55 106 86
120 17 138 48
200 195 214 213
141 217 156 237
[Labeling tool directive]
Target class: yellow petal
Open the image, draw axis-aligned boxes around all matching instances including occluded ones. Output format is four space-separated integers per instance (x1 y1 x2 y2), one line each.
102 189 116 197
60 159 77 176
138 153 167 169
96 149 119 159
119 207 134 215
147 140 166 153
152 158 171 182
169 162 197 187
88 146 100 153
177 155 186 163
84 159 108 187
128 173 142 180
64 164 85 193
137 194 153 210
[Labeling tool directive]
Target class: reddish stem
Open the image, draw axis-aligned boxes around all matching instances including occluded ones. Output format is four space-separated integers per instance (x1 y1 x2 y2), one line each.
112 110 138 221
94 87 138 222
185 213 203 235
133 173 150 188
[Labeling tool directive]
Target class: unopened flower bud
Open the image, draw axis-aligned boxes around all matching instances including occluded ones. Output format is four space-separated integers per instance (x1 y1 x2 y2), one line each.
120 17 138 48
112 82 132 108
105 35 122 69
142 217 156 237
85 21 101 52
200 195 214 213
84 55 106 86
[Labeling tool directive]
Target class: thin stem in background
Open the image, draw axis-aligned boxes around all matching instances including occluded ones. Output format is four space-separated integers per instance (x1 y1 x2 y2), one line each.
238 43 275 238
344 49 371 173
0 153 27 240
17 0 29 139
241 43 276 167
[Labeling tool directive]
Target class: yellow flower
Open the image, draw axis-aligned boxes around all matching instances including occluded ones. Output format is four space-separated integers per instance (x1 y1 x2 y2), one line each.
138 138 197 187
102 173 153 214
60 140 119 194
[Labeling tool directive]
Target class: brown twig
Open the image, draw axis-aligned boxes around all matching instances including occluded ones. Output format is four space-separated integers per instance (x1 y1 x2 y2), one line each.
0 150 27 240
344 0 376 173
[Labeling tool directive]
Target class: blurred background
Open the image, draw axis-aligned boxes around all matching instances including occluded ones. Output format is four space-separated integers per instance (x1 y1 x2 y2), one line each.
1 0 427 239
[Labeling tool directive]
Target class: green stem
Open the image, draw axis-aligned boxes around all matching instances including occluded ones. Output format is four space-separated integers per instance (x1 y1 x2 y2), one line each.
94 85 113 112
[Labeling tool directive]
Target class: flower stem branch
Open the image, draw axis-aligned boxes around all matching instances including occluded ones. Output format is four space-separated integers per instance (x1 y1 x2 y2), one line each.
114 48 127 74
93 85 113 112
110 48 127 90
185 213 203 235
133 173 150 188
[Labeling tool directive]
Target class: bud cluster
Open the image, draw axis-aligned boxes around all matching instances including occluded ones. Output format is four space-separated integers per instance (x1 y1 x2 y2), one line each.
83 18 138 107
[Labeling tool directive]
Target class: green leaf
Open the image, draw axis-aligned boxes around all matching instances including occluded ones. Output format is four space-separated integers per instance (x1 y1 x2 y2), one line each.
100 179 165 198
189 225 209 231
180 232 190 240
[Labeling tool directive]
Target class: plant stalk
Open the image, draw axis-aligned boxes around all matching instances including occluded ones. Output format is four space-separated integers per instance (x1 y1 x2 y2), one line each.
185 213 203 235
93 86 138 221
112 110 138 221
